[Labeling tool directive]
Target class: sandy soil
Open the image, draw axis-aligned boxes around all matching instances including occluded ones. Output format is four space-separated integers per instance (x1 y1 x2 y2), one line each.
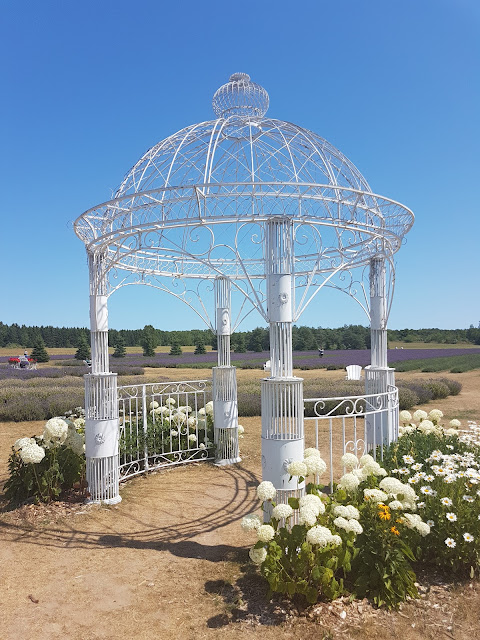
0 371 479 640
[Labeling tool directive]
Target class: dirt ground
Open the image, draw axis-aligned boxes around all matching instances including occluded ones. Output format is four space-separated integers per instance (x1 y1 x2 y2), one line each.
0 370 479 640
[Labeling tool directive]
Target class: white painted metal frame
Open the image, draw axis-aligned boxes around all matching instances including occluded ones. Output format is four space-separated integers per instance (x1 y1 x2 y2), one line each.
304 387 399 491
74 72 413 503
117 379 212 479
212 276 241 465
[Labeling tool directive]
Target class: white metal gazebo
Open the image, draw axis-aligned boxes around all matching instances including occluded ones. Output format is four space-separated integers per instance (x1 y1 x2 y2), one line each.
74 72 414 504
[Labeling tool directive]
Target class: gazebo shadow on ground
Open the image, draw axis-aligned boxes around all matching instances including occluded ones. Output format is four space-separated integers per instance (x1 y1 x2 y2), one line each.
0 464 260 556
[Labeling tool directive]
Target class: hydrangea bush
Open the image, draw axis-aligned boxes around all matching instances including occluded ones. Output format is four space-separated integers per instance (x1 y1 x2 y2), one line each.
120 398 216 460
4 409 86 504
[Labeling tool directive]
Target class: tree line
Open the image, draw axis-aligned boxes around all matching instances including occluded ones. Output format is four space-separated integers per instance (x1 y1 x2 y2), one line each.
1 321 479 351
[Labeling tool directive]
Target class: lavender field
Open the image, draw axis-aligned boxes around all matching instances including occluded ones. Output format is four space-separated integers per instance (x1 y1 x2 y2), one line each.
1 347 480 375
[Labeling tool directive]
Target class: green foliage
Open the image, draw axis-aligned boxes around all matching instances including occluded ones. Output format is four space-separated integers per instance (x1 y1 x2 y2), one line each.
74 335 91 360
259 496 350 605
31 337 50 363
120 406 215 462
112 334 127 358
350 500 419 609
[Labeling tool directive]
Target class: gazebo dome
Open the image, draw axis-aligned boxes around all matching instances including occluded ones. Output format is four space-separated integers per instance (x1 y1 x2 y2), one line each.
74 73 413 280
115 72 371 198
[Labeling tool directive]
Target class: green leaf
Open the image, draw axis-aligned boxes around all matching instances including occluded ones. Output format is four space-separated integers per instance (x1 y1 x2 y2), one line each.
288 497 300 510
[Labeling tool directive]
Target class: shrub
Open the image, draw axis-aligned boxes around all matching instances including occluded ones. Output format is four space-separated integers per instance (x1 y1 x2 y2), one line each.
424 379 450 400
438 378 462 395
380 418 480 576
397 387 420 410
4 414 86 505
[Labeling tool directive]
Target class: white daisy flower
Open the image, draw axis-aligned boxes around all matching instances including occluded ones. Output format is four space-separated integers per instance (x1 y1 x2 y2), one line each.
445 512 457 522
463 533 474 542
440 497 453 506
445 538 456 548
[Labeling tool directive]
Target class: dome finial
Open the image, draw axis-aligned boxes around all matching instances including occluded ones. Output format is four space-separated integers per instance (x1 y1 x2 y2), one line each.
212 73 269 119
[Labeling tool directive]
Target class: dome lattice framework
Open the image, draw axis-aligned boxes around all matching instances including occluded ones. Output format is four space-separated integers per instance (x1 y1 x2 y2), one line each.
74 73 414 328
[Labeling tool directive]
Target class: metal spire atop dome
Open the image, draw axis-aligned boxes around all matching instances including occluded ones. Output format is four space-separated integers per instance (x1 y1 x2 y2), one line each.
212 72 269 118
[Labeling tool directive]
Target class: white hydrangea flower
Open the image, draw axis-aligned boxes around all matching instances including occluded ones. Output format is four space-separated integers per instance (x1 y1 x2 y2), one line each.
445 428 458 436
364 488 388 503
187 417 197 428
428 409 443 423
170 429 178 437
256 481 276 502
299 506 319 526
198 407 206 417
13 437 35 451
389 500 403 510
299 493 324 513
272 503 294 520
287 460 308 477
449 419 461 428
413 410 428 422
20 443 46 464
347 519 363 535
65 431 85 456
359 454 374 467
333 516 350 531
304 447 321 459
241 513 262 532
304 456 327 477
362 460 387 477
165 397 176 407
257 524 275 542
338 473 360 491
418 420 435 434
172 412 186 426
205 401 214 415
237 424 245 435
306 525 335 547
188 434 197 443
330 534 342 547
43 417 69 444
149 400 159 409
341 453 359 470
333 505 360 520
249 546 267 565
399 410 412 424
199 443 206 450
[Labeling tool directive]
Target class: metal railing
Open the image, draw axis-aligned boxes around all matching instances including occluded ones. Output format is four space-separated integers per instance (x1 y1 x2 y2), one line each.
117 379 213 480
304 386 399 490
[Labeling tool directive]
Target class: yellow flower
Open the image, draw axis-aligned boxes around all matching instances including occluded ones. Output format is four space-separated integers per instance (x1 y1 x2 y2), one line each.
390 526 400 536
378 510 391 521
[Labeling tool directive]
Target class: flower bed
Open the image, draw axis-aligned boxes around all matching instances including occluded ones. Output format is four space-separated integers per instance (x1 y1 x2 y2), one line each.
241 412 480 609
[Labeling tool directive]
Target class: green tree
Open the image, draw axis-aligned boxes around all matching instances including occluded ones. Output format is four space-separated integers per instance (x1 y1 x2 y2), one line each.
141 325 157 357
142 334 155 357
74 335 91 361
112 335 127 358
234 334 247 353
31 337 50 363
169 340 182 356
194 339 206 355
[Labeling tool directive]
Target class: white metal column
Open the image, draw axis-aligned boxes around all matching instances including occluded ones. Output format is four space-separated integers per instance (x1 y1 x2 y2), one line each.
365 255 396 447
261 219 304 510
212 277 241 465
84 250 121 504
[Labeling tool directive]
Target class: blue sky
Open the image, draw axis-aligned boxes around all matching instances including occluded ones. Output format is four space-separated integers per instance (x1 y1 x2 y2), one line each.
2 0 479 332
